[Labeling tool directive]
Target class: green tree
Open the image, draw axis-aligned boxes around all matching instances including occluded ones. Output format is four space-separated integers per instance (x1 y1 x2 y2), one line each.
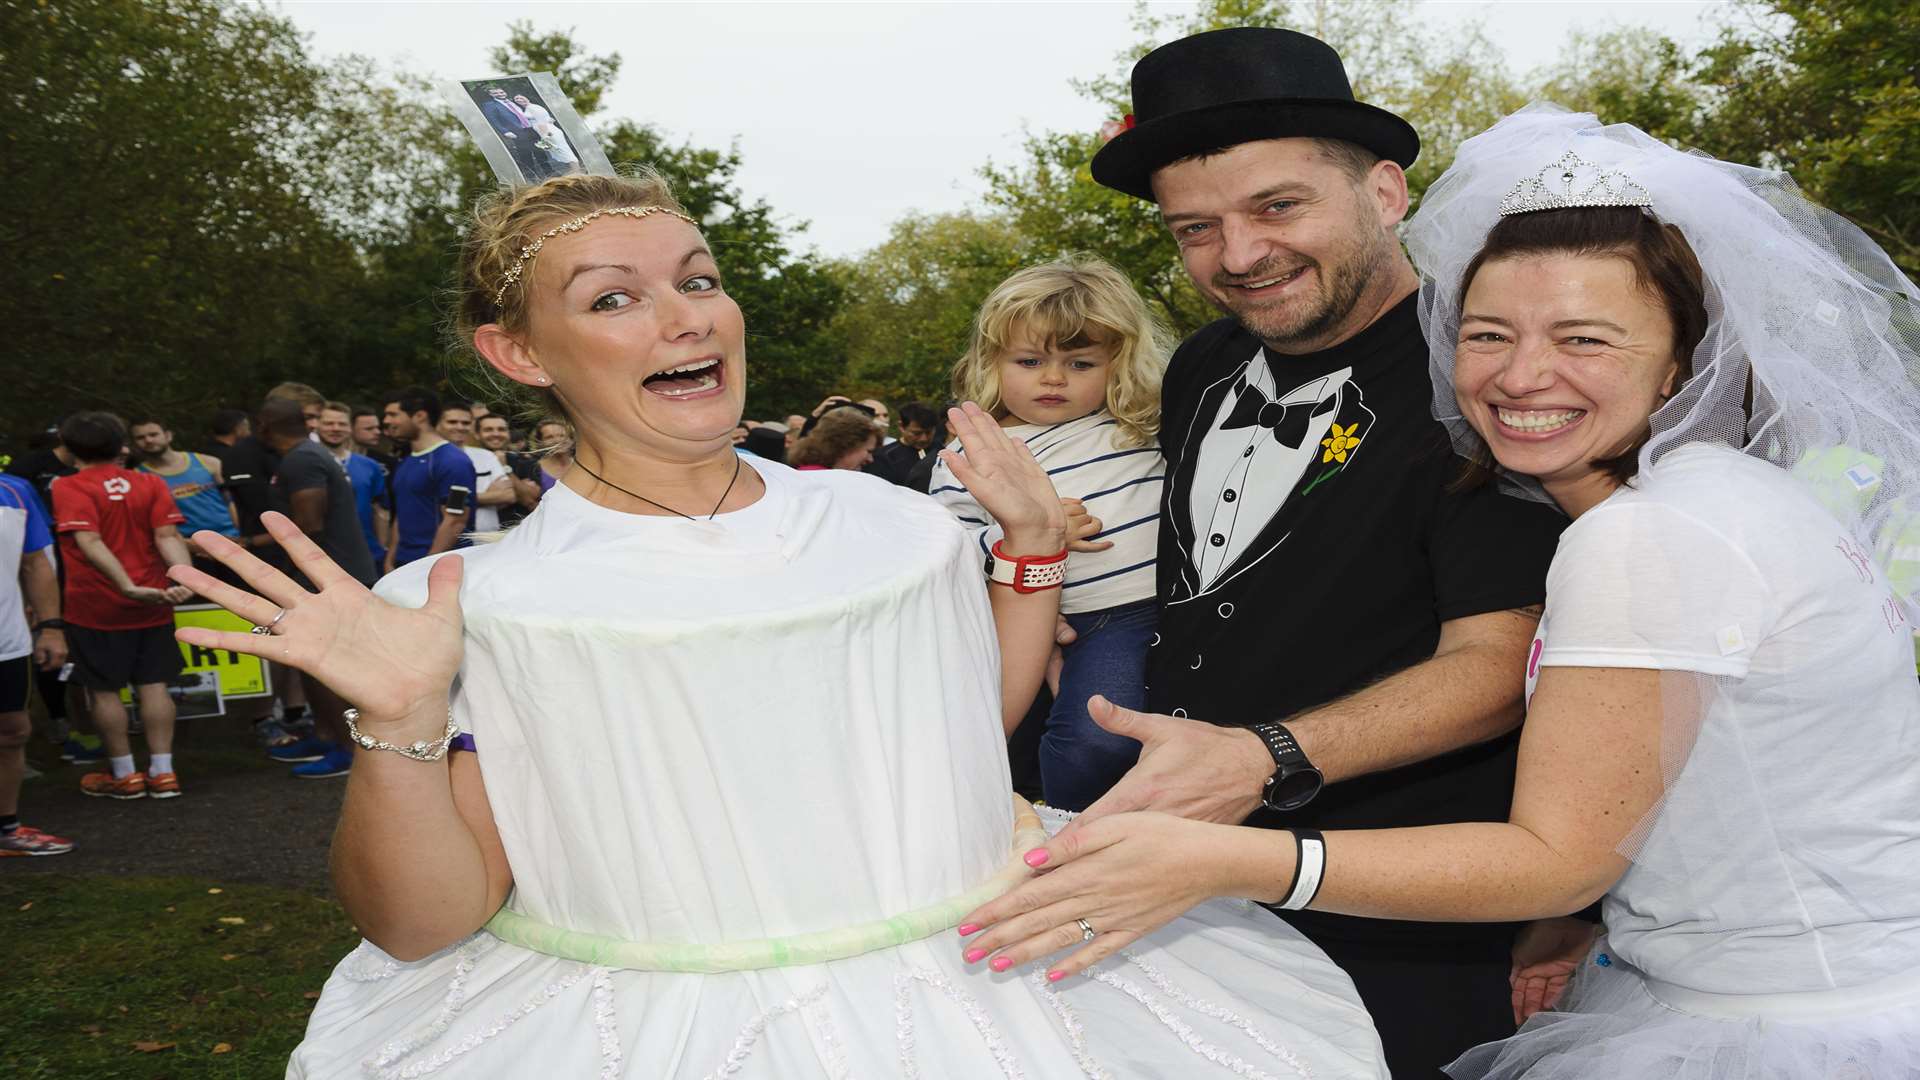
827 213 1028 405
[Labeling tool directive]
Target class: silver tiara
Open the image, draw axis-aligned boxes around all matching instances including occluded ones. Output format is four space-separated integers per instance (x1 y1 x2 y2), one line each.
1498 150 1653 217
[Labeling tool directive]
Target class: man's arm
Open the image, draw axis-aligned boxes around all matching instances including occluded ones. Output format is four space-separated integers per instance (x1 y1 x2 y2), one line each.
427 506 468 555
205 454 244 538
288 488 329 536
20 548 66 669
1066 605 1541 830
476 473 515 507
72 530 157 601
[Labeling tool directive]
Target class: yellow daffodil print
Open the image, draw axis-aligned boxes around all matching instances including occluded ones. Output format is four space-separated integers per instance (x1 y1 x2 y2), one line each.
1321 422 1362 464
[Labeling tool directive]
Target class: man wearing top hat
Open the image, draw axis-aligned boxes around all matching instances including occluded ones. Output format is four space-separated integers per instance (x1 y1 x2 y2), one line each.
1069 26 1567 1075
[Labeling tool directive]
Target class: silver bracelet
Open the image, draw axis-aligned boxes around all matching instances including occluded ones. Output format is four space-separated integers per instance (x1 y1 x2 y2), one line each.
343 707 459 762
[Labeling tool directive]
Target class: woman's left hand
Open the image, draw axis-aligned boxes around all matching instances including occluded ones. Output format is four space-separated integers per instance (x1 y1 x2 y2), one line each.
957 811 1252 981
943 402 1067 549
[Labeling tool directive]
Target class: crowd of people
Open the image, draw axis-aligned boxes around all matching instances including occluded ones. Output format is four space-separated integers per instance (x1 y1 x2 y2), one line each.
8 23 1920 1080
0 381 952 851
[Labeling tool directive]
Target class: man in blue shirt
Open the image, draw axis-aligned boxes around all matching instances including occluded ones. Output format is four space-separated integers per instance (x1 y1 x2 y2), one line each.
318 402 390 570
381 387 475 571
0 472 73 854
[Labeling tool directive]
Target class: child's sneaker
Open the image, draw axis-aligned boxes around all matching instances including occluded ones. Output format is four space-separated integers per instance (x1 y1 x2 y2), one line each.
80 771 147 799
0 825 76 856
146 772 183 799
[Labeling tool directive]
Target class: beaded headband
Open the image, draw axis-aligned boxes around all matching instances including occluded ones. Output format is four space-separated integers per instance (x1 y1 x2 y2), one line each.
491 205 702 309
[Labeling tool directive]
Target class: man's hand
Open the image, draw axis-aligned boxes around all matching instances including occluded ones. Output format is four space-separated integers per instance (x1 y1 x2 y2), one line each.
1062 498 1113 553
1060 696 1273 837
32 628 66 670
122 585 171 605
163 585 196 605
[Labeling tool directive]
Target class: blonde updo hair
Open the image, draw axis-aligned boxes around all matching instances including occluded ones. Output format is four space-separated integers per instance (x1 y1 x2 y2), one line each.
450 167 694 429
950 255 1173 449
789 407 880 469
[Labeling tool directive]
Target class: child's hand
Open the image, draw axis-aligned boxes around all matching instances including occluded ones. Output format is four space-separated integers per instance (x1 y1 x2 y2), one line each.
1063 498 1114 553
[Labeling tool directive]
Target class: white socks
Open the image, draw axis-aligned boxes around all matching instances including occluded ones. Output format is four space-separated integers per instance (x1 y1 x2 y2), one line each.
148 753 173 776
109 754 136 779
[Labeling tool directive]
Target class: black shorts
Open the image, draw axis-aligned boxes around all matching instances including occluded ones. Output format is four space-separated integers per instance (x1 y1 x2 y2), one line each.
66 624 184 692
0 655 28 713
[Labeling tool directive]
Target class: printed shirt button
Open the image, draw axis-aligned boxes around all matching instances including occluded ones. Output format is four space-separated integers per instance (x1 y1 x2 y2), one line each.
1209 533 1225 547
1242 445 1255 458
1223 489 1236 502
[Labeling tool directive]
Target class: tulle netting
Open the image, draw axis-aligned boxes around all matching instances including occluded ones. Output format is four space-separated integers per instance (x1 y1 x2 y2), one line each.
1408 103 1920 621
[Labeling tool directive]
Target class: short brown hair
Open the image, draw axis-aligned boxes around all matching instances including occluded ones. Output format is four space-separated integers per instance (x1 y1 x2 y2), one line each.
1456 206 1709 489
265 382 325 409
788 407 879 468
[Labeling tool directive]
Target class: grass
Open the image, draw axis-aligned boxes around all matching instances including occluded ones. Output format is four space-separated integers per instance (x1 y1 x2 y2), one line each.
0 875 360 1078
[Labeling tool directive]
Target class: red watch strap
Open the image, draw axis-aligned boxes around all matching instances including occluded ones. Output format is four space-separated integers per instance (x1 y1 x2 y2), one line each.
989 540 1069 593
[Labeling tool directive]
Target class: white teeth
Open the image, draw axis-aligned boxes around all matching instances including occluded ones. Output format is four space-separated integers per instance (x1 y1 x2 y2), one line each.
658 359 719 377
1243 268 1305 289
1497 407 1585 432
653 374 718 397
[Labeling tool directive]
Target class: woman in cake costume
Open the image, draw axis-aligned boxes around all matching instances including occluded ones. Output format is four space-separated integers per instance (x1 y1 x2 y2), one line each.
963 105 1920 1078
170 168 1385 1078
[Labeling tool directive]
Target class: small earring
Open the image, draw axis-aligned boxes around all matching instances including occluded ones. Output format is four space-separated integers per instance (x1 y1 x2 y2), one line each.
537 375 550 385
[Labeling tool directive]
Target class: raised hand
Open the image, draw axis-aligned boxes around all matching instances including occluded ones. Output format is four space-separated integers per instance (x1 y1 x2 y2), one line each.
167 512 465 728
942 403 1067 550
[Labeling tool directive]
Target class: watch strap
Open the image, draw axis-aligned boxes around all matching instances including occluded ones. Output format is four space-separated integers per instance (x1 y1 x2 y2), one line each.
984 540 1068 594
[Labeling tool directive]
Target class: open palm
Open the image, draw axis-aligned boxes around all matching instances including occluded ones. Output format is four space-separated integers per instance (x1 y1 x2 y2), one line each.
168 512 465 723
942 402 1068 541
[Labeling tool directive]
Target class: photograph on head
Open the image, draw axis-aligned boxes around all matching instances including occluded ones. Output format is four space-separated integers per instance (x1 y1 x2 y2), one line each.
447 71 609 185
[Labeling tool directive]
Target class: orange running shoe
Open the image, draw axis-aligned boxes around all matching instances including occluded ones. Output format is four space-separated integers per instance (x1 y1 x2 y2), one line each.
146 772 182 799
80 770 147 799
0 825 76 856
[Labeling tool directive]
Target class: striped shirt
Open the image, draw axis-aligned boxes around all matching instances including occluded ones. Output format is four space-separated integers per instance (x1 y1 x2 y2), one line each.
930 411 1162 614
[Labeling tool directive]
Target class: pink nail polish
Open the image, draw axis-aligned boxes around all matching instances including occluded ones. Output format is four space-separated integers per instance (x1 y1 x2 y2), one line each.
1023 848 1050 868
964 947 988 964
1046 970 1066 983
957 923 981 936
989 956 1013 972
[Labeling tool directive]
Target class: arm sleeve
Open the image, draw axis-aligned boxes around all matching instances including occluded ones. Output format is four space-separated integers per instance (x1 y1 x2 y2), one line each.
1427 465 1567 622
1539 501 1774 679
145 476 186 529
4 479 52 552
49 478 95 533
437 451 478 506
927 455 1004 560
278 451 332 495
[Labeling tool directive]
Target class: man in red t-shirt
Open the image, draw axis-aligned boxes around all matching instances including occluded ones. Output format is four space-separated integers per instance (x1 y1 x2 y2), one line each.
49 412 194 800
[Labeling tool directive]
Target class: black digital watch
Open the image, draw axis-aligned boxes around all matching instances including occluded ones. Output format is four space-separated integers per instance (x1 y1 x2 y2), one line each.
1250 721 1323 812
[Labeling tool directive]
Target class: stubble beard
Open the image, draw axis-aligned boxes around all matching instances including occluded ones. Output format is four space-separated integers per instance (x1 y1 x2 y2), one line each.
1210 223 1394 353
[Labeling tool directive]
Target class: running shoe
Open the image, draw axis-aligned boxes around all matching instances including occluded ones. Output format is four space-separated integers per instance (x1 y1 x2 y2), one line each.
80 771 147 799
146 772 182 799
0 825 76 856
267 737 332 764
292 747 351 780
59 737 105 764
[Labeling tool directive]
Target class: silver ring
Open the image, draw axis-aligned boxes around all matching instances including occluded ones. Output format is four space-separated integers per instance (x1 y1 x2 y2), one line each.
251 607 288 636
1076 918 1096 942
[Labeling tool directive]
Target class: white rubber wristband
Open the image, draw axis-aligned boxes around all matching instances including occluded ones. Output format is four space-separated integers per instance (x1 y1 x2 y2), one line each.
1279 834 1326 911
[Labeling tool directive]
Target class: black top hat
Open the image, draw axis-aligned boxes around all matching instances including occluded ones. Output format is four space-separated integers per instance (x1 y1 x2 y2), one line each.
1090 27 1420 201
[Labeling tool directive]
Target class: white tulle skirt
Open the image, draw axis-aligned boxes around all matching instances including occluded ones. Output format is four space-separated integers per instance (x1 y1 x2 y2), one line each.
1446 937 1920 1080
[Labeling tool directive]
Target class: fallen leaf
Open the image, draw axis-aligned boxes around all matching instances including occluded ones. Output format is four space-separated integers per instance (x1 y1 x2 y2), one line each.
217 916 245 925
17 901 30 911
212 1042 233 1054
164 906 175 913
117 1005 129 1014
80 1024 103 1034
303 991 321 1000
131 1040 176 1052
206 887 223 894
259 923 275 933
220 954 237 961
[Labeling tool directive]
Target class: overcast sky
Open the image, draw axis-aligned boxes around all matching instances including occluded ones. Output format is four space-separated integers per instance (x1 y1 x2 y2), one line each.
278 0 1727 258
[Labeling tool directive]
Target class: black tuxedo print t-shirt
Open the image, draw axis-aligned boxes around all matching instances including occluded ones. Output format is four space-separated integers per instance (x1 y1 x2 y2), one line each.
1151 295 1565 855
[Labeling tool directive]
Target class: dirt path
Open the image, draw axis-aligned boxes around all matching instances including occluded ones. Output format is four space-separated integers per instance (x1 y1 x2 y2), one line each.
9 735 344 893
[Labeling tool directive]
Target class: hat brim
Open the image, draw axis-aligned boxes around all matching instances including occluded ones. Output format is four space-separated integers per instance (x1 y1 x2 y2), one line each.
1090 99 1420 201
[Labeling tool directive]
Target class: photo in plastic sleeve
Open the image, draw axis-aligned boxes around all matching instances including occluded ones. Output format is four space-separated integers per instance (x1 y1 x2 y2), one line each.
445 71 612 184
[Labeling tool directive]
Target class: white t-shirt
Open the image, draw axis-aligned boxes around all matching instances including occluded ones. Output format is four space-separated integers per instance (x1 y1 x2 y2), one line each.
1529 443 1920 993
463 446 505 533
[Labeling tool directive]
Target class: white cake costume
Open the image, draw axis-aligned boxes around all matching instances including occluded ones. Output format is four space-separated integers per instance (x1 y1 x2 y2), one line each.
288 462 1385 1078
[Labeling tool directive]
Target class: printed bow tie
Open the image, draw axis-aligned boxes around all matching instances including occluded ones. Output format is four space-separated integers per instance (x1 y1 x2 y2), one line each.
1221 377 1337 449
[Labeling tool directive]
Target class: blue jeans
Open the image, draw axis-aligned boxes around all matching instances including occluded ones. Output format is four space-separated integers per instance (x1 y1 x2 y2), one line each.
1041 598 1157 811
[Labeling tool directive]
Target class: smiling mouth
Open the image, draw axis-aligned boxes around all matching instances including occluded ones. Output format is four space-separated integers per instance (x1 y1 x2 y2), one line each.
642 358 723 398
1231 266 1310 293
1494 407 1586 433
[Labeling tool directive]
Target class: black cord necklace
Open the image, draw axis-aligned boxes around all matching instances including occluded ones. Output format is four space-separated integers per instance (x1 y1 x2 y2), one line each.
572 452 743 521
